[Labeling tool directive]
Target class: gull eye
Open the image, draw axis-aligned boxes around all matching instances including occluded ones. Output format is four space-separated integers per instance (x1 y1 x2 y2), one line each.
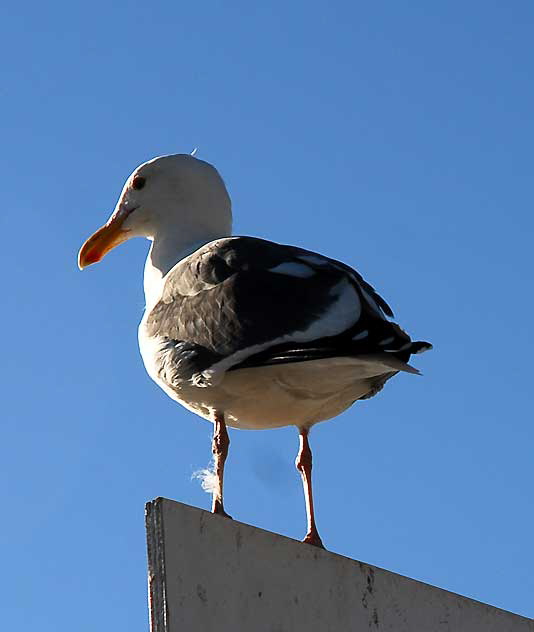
132 175 146 190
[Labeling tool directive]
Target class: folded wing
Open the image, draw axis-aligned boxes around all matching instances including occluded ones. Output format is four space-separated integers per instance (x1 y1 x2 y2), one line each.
144 237 431 386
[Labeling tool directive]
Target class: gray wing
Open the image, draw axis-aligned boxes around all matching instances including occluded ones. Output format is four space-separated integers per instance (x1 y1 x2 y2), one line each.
145 236 431 385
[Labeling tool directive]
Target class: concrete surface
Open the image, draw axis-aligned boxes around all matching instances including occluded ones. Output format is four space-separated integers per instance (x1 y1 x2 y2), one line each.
146 498 533 632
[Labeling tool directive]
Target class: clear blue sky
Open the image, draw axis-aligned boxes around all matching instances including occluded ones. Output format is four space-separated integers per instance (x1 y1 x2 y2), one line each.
2 1 533 627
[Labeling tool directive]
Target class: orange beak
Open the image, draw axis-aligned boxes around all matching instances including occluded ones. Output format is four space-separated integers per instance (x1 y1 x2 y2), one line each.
78 212 131 270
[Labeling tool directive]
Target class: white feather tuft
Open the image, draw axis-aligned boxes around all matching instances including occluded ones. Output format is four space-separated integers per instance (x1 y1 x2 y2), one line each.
190 147 198 156
192 462 218 494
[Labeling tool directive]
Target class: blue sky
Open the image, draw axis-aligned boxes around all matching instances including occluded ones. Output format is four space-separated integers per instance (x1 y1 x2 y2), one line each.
2 1 533 627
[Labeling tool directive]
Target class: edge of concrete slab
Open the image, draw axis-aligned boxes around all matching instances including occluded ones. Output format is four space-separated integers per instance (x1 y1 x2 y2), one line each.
145 497 533 632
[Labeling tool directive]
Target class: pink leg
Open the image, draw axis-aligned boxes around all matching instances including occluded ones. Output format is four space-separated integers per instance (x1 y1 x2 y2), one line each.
295 427 324 548
211 411 232 518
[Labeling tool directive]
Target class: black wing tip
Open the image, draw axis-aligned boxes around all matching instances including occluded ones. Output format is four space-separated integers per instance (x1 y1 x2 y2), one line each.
411 341 433 354
380 300 395 319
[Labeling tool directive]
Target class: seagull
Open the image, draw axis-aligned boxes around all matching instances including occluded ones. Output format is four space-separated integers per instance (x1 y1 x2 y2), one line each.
78 154 431 548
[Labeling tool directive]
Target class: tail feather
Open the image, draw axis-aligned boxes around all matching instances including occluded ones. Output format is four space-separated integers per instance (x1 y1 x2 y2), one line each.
361 353 422 375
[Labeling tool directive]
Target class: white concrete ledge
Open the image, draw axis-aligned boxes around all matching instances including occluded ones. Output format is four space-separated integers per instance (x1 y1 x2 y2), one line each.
146 498 533 632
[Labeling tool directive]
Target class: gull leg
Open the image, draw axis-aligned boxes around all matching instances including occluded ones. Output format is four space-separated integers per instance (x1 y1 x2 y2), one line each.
211 410 232 518
295 427 324 548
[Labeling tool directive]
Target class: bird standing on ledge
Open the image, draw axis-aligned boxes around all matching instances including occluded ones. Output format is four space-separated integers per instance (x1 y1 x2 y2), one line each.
78 154 431 548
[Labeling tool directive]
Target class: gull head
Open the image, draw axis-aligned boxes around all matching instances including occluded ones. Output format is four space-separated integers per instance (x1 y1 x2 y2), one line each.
78 154 232 269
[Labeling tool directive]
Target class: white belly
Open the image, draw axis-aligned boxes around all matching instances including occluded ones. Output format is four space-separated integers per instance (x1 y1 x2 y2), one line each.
149 354 395 430
137 318 414 429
